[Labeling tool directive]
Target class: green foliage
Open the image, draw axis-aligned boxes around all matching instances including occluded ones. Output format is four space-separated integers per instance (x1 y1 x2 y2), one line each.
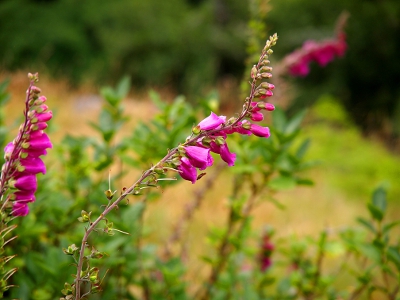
0 0 247 94
304 95 400 202
268 0 400 136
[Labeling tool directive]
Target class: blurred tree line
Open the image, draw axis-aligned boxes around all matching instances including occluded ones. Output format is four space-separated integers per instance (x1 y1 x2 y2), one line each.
1 0 400 141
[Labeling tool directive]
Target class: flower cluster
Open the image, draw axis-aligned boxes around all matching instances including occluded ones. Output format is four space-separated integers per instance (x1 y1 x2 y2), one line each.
0 73 52 216
283 31 346 77
172 34 278 184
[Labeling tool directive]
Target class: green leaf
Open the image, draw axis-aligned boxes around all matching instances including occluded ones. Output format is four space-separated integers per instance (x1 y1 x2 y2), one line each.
383 220 400 235
115 76 131 99
268 176 297 190
367 203 384 222
296 138 311 159
387 247 400 270
371 187 387 217
285 109 307 135
356 217 376 233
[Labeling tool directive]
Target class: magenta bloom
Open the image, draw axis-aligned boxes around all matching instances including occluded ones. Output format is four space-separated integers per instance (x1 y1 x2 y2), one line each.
250 124 271 138
178 157 197 184
24 132 52 151
1 76 52 217
219 143 236 167
10 191 36 203
30 110 53 123
250 111 264 122
12 201 29 217
185 146 213 170
18 157 46 174
198 112 226 130
10 174 38 192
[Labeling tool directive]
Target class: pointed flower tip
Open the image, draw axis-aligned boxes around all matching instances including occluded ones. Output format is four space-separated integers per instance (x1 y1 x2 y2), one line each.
198 112 226 131
250 124 271 138
178 157 197 184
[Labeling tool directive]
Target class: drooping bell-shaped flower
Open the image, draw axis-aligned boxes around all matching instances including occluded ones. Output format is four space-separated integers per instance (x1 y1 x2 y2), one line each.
250 111 264 122
178 157 197 184
17 157 46 175
10 190 36 203
22 132 52 151
219 143 236 167
197 112 226 131
12 201 29 217
185 146 213 170
249 124 271 138
9 174 38 192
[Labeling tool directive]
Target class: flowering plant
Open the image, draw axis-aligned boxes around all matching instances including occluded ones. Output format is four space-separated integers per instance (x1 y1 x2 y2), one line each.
0 73 52 296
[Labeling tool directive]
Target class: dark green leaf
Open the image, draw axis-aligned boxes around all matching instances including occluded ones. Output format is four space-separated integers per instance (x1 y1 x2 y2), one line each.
356 217 376 233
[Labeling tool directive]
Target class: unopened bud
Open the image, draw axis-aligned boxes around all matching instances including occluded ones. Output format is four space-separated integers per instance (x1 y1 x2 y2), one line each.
215 136 225 145
251 65 258 79
31 86 41 94
154 167 165 175
267 49 273 55
261 82 275 90
260 66 272 72
192 125 201 135
28 72 39 82
242 122 251 130
34 96 47 106
261 73 272 79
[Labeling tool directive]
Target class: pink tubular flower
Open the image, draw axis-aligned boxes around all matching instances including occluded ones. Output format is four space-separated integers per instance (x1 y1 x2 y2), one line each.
12 201 29 216
219 143 236 167
10 191 36 203
178 157 197 184
185 146 213 170
17 157 46 175
197 112 226 130
30 110 53 123
250 111 264 122
249 124 271 138
10 174 38 192
23 132 52 151
283 23 347 77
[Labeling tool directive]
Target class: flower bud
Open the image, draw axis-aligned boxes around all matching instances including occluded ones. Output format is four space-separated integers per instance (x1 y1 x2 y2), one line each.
33 96 47 106
261 73 272 79
251 65 258 79
192 125 201 135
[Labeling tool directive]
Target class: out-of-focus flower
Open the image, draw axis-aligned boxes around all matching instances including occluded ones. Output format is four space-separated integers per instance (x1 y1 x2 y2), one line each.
283 19 347 77
259 231 274 272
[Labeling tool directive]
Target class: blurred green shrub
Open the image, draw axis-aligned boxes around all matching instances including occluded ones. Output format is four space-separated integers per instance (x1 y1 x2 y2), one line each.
268 0 400 139
0 0 247 94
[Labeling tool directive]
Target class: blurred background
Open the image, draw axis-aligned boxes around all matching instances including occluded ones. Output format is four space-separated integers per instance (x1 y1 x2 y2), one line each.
1 0 400 143
1 0 400 298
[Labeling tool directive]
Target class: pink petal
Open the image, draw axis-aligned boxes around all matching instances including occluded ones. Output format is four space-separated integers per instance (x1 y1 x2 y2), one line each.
198 112 226 131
